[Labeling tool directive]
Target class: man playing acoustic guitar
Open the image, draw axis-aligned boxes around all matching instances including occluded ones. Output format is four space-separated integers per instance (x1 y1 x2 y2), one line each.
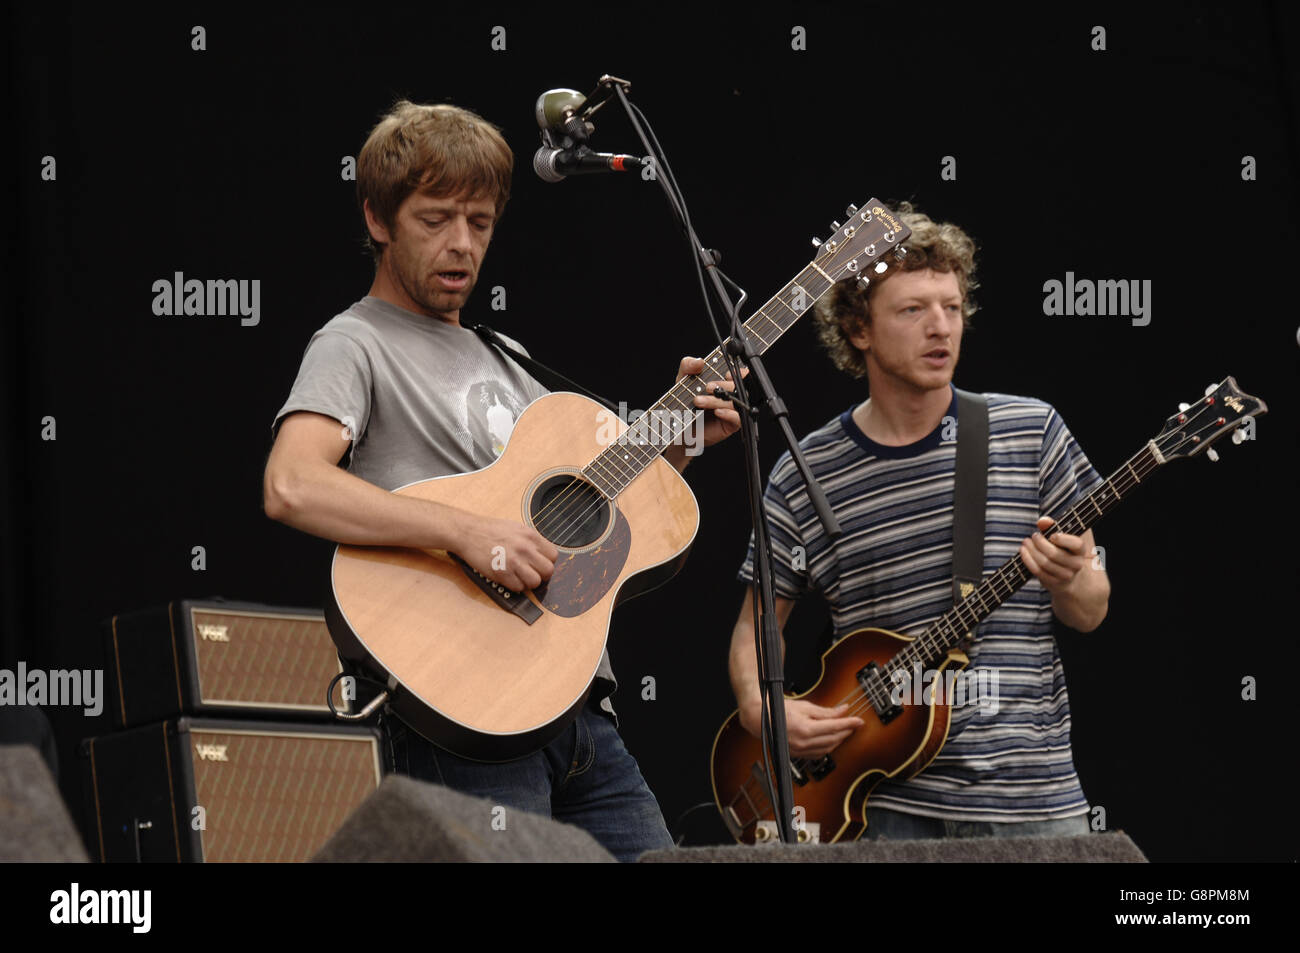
264 100 741 861
729 204 1111 839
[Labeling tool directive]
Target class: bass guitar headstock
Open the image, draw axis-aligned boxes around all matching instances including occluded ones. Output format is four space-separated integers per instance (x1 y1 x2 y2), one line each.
1152 376 1268 463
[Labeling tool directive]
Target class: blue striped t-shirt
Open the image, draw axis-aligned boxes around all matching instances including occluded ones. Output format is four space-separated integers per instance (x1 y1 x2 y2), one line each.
738 385 1103 822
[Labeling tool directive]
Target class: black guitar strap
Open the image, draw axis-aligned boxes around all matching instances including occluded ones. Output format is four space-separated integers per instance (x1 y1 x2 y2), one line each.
468 322 620 414
952 388 989 637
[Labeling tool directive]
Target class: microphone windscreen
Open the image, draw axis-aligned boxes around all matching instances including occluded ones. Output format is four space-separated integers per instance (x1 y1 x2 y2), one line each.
534 88 587 131
532 147 564 183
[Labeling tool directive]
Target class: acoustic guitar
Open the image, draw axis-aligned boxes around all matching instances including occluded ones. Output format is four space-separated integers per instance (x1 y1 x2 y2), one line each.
710 376 1267 842
325 200 913 760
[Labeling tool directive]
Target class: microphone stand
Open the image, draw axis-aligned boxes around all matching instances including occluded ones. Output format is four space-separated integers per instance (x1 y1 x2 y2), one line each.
604 77 841 846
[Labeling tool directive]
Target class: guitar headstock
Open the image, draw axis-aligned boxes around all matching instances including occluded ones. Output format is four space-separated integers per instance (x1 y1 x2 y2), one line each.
811 199 914 287
1152 376 1268 463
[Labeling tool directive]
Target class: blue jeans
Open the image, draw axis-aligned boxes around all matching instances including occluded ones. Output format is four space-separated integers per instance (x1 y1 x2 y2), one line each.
865 806 1091 840
382 698 673 862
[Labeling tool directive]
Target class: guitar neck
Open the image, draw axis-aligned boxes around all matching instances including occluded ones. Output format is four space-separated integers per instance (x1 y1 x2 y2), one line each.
896 441 1166 669
580 264 836 498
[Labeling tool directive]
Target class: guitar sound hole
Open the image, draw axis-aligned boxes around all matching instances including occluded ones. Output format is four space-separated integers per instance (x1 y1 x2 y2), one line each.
529 474 611 548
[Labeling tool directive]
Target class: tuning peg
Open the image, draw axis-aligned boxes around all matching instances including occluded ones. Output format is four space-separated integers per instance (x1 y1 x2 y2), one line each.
1178 402 1190 412
1231 429 1245 445
830 220 842 231
1204 383 1217 397
856 276 871 293
846 203 858 217
811 237 822 248
895 246 908 261
874 261 888 274
1206 448 1219 462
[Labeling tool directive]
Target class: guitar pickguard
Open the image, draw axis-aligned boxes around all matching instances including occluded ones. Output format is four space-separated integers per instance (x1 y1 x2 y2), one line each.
534 506 632 617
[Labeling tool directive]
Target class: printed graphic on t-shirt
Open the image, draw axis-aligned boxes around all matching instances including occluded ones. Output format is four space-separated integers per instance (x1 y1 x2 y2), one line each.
465 379 528 465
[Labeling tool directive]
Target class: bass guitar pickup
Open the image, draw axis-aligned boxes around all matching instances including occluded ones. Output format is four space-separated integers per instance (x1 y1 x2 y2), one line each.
449 553 543 625
790 754 835 785
857 661 902 723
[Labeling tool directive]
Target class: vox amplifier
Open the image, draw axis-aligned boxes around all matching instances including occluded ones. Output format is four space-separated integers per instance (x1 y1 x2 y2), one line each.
81 718 382 862
103 599 350 727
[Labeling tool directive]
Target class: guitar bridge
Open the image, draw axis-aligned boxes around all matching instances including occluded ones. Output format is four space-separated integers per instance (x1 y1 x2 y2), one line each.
858 661 902 723
450 554 543 624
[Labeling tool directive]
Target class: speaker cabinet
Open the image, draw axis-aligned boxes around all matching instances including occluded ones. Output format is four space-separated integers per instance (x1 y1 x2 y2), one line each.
81 718 381 862
103 599 349 727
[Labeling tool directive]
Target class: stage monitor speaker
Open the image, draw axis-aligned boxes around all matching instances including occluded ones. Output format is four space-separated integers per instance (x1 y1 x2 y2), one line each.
81 718 381 862
312 775 617 863
638 832 1147 862
0 745 90 862
103 599 351 727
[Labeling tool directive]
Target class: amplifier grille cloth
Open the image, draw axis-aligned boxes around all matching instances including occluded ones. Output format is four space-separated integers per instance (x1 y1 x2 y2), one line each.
189 729 379 862
191 609 343 710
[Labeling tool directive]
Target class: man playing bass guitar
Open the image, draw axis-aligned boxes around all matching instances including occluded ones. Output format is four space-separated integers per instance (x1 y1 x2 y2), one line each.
729 204 1111 839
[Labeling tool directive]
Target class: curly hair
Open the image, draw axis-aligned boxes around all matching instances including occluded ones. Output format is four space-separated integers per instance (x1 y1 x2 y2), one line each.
357 100 514 264
813 202 979 379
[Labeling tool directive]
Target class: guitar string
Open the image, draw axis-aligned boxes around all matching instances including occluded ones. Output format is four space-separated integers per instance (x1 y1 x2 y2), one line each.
524 334 746 542
502 389 703 568
525 382 712 547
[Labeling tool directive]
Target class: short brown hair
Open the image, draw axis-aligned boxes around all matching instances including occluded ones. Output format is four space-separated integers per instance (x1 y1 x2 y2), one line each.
814 201 979 378
356 100 514 263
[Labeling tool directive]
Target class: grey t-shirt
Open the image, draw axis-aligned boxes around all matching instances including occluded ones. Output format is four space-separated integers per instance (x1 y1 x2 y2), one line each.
272 295 618 716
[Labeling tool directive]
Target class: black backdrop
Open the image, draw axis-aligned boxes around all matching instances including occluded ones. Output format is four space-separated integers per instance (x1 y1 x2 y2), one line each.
5 3 1297 863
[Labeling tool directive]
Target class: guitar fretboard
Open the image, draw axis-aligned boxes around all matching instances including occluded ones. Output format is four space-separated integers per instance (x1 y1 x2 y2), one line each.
582 266 836 497
886 442 1164 675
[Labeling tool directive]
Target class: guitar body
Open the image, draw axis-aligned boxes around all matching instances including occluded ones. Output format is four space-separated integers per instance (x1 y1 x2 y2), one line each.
711 627 969 843
325 392 699 762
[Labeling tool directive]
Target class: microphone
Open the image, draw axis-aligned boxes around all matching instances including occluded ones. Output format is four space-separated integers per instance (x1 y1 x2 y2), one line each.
532 86 646 183
533 148 645 182
535 88 590 144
